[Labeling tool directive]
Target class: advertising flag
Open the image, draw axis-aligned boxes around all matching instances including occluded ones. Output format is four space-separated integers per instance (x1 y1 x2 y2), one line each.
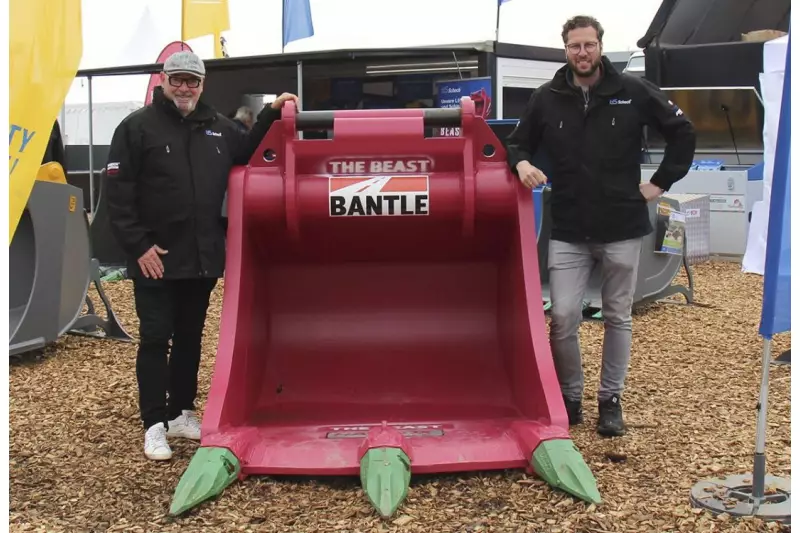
9 0 83 243
283 0 315 48
182 0 230 59
758 32 791 338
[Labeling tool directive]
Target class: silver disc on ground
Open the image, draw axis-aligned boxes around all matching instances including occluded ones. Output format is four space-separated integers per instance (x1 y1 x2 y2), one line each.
690 474 791 524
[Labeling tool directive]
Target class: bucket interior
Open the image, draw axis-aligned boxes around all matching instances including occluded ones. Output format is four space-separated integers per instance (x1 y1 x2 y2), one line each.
227 215 547 428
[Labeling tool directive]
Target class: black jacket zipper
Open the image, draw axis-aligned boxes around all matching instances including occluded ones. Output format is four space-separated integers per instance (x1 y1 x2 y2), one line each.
185 121 204 276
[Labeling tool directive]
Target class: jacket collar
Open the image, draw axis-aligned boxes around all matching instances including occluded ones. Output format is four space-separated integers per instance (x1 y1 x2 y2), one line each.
550 55 624 97
152 86 217 123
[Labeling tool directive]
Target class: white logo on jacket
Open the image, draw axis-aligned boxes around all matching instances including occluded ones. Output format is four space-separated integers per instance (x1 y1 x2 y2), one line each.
205 130 223 137
106 162 120 176
668 100 684 116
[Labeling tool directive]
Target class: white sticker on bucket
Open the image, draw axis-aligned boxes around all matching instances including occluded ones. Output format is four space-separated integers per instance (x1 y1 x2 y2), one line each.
325 424 444 439
329 175 429 217
327 159 432 175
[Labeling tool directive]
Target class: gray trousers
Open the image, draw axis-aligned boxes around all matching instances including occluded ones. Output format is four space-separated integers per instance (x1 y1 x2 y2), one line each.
548 238 643 403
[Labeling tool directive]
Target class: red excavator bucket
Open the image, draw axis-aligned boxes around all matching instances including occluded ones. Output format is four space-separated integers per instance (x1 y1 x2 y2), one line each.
170 98 599 517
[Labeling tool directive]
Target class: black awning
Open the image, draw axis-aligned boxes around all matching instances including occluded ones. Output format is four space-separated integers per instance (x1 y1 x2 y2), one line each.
638 0 790 48
75 46 491 78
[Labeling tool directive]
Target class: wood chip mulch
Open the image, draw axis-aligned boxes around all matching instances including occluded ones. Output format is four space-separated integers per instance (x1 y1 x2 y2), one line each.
9 261 791 533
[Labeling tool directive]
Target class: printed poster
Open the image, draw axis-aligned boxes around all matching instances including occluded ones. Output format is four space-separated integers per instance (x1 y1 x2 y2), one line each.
433 77 493 137
655 202 686 256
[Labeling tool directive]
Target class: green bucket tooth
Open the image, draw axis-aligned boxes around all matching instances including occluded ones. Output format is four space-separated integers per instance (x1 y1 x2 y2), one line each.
532 439 601 505
360 447 412 519
169 447 240 516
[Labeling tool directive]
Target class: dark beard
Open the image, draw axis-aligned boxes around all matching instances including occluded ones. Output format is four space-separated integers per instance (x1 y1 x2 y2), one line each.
569 59 600 78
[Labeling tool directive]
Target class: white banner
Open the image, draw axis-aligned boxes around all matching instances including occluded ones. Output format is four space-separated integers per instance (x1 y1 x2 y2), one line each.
742 37 787 275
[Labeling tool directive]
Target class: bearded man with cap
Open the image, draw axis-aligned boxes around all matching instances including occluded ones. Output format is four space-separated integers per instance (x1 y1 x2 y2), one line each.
105 50 299 461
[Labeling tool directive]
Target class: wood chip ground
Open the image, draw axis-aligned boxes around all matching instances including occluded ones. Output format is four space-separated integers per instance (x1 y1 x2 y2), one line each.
9 261 791 532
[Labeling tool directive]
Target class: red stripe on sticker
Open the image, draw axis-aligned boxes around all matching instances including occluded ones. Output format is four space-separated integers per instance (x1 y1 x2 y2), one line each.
329 177 371 192
380 176 428 193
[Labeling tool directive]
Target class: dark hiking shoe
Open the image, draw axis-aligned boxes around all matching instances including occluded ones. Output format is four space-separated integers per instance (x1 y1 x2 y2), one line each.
563 396 583 426
597 394 626 437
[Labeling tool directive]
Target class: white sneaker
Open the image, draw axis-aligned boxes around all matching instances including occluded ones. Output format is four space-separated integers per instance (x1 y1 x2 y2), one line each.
144 422 172 461
167 410 202 440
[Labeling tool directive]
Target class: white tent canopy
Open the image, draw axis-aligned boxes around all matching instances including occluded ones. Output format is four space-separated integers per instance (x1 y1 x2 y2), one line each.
66 0 660 104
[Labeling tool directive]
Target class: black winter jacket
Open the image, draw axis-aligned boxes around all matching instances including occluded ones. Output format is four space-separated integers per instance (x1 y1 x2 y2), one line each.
506 56 696 244
105 86 281 279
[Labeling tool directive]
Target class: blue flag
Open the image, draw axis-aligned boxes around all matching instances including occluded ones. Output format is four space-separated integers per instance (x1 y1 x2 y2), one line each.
759 31 791 338
283 0 314 48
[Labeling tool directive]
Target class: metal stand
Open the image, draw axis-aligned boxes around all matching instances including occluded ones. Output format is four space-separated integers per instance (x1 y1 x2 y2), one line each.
66 210 132 343
634 249 696 308
581 242 696 322
689 338 791 524
67 258 133 343
773 349 790 366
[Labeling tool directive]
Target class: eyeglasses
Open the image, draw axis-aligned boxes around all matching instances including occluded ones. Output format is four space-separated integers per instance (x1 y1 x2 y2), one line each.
168 76 201 89
566 41 599 54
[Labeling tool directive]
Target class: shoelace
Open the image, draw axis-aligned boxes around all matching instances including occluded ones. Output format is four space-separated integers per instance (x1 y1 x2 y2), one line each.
146 427 168 446
185 413 200 426
599 401 621 415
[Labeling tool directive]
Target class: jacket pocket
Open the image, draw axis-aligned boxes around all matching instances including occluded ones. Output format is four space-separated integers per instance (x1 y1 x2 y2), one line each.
601 175 646 203
543 116 576 161
595 103 641 162
142 141 177 176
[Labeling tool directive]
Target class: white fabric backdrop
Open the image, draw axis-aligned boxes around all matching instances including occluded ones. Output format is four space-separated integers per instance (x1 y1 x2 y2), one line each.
741 35 788 275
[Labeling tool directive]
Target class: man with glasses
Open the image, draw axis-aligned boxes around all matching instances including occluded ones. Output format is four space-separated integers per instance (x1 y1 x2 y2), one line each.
506 16 695 437
105 50 299 460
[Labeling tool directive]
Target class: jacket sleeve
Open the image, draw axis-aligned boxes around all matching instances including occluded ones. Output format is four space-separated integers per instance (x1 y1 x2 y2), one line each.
229 105 283 165
640 79 696 191
104 118 152 260
505 88 545 176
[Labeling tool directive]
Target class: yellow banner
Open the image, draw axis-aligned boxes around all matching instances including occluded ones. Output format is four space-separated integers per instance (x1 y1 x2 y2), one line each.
182 0 230 58
9 0 83 244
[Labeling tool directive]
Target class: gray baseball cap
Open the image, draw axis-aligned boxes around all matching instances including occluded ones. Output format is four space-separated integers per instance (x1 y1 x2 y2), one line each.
163 50 206 78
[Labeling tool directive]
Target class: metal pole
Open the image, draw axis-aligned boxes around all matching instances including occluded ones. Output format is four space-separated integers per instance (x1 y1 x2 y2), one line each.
297 60 304 140
87 75 95 216
296 61 304 108
751 337 772 502
495 74 504 120
60 106 66 140
494 2 502 118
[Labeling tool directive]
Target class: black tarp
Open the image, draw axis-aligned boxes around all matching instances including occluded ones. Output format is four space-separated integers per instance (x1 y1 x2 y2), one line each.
637 0 790 88
42 121 67 169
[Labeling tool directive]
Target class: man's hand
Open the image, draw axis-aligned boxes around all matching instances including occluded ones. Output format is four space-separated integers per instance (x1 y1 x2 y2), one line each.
138 245 168 279
640 182 664 202
516 161 548 189
271 93 300 109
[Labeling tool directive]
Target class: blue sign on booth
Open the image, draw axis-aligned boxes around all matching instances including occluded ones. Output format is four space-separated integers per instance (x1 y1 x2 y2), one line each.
434 77 493 136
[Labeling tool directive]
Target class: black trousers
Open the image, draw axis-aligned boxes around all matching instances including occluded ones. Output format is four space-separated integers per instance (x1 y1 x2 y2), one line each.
133 277 218 430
